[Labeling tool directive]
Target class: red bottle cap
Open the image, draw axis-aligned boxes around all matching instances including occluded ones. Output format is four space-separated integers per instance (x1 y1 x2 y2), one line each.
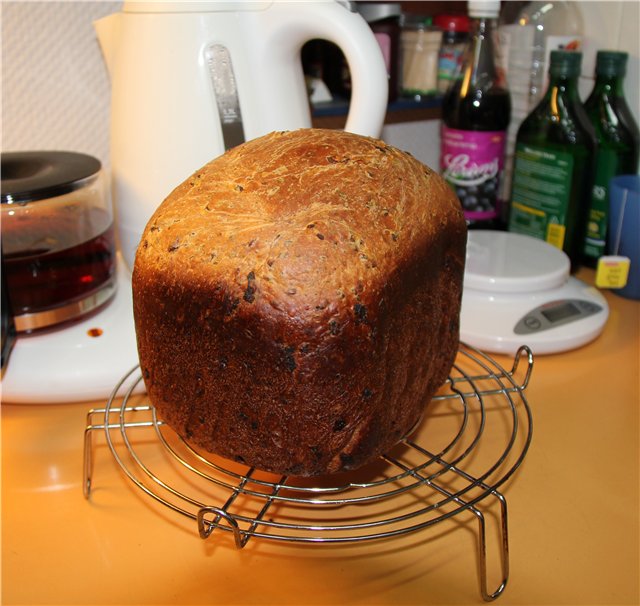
433 14 470 33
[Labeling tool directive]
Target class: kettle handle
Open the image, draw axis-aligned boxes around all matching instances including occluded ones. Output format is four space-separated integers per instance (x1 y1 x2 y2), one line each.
259 0 388 138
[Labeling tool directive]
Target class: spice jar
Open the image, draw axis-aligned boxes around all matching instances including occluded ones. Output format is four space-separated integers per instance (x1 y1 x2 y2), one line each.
400 15 442 100
433 14 470 93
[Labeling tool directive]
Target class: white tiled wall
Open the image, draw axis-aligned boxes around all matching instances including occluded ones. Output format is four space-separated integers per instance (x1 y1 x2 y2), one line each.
2 1 639 174
1 1 121 168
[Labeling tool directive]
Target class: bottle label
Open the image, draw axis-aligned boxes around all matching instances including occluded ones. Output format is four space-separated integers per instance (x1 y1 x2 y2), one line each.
437 44 466 90
583 148 619 260
508 143 574 249
440 127 506 221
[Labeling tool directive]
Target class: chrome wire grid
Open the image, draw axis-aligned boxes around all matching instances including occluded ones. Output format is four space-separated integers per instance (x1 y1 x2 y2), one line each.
83 343 534 602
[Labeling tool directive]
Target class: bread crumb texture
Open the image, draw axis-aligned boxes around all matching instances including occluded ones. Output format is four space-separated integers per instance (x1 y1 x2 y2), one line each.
133 128 466 476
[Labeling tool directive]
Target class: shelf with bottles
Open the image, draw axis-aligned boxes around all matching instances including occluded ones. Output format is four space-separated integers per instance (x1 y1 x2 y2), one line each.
308 1 471 130
311 95 443 129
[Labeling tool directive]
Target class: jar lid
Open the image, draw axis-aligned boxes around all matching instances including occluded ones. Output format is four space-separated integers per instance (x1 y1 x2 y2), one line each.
549 50 582 78
595 50 628 77
1 151 101 204
433 14 470 32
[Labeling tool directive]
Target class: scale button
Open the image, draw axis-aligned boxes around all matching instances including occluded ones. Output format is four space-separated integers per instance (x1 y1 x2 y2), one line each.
524 315 542 330
576 300 601 314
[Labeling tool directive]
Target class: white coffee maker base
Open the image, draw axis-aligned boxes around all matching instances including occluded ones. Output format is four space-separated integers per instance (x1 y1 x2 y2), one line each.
2 255 142 404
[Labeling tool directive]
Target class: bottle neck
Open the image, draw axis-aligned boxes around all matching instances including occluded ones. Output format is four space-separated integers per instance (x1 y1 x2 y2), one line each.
539 73 582 121
545 73 581 100
462 14 504 88
469 14 497 41
593 74 626 97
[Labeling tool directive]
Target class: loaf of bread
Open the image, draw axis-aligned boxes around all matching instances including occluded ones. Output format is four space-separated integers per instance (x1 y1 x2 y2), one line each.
132 129 466 476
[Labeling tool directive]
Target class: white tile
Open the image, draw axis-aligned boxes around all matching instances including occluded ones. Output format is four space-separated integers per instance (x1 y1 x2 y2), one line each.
578 1 624 77
1 1 122 168
617 0 640 133
382 120 441 171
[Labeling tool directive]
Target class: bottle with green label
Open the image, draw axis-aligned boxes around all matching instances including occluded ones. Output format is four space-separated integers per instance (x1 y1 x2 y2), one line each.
582 50 640 267
508 50 597 271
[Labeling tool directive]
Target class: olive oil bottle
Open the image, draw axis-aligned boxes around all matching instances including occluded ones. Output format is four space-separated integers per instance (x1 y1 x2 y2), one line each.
508 50 597 272
582 51 640 267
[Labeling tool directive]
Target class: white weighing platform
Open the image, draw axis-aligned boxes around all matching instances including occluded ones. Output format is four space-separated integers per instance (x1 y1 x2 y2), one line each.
460 231 609 355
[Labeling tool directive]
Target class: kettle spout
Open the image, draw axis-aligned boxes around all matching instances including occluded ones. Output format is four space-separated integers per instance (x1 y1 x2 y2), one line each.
94 13 120 77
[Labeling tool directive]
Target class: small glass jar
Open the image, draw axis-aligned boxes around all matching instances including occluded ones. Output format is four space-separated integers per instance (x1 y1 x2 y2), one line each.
400 15 443 100
1 151 117 332
433 14 470 94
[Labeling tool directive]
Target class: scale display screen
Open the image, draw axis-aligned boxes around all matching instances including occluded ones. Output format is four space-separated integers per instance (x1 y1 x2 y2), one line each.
514 299 603 335
540 301 581 324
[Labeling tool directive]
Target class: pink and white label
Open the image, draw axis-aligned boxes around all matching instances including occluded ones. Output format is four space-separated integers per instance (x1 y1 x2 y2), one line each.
440 126 507 221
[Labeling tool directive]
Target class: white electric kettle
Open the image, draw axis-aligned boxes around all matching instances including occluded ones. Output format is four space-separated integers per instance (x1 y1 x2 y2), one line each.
96 0 388 270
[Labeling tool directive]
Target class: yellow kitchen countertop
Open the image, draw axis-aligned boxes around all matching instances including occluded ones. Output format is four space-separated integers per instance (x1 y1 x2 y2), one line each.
2 268 639 605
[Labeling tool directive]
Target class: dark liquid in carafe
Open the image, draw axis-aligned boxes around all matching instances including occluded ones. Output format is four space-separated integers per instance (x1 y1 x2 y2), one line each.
3 210 116 315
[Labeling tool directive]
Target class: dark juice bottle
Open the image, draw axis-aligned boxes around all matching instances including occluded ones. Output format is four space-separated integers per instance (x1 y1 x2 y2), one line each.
508 50 597 272
582 50 640 267
440 0 511 229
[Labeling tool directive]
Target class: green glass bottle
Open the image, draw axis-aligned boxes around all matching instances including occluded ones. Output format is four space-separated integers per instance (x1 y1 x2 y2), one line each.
582 50 640 267
508 50 597 272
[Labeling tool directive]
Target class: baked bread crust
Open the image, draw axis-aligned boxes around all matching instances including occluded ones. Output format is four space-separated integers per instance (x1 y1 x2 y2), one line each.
133 129 466 476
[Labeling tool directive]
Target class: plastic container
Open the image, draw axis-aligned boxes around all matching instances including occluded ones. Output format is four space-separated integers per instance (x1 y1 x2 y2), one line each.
513 1 583 106
607 175 640 299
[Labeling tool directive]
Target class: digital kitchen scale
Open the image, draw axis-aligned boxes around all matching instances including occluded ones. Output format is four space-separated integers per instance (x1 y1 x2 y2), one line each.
460 231 609 355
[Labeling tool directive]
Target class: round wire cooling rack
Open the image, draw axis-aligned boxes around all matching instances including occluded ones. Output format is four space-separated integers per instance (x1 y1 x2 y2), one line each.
83 342 534 602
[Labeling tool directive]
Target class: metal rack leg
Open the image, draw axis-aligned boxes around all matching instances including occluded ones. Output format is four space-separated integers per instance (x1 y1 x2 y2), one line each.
197 506 245 548
470 491 509 601
385 450 512 601
83 426 94 499
83 410 102 499
82 406 164 500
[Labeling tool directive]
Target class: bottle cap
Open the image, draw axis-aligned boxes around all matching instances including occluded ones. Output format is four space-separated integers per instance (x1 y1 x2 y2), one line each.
549 50 582 78
467 0 501 18
434 14 470 33
595 50 628 78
